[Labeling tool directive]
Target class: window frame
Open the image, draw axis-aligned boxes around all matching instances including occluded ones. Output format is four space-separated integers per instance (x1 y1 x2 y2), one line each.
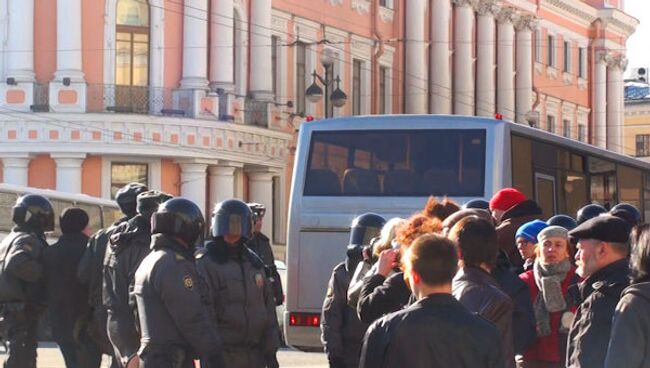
563 40 571 73
547 35 556 67
637 134 650 157
535 30 543 63
295 42 307 116
547 115 556 133
352 59 362 116
578 47 586 79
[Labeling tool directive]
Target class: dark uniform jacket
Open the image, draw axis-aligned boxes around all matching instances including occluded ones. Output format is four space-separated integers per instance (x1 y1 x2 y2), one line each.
567 259 629 368
321 261 369 368
134 234 222 364
43 232 90 344
604 282 650 368
495 200 543 270
359 293 505 368
103 214 152 363
357 272 412 324
452 266 515 368
0 227 48 304
247 232 283 306
196 239 279 367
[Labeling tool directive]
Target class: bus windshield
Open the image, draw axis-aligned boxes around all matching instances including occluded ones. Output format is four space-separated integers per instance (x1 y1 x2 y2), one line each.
304 129 486 197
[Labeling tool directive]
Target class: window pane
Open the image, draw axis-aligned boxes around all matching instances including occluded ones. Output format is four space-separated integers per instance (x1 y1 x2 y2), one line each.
132 41 149 86
563 119 571 138
111 163 148 198
379 67 387 114
589 157 617 209
618 165 642 210
133 33 148 43
304 129 486 197
117 0 149 26
296 43 306 115
353 60 361 115
272 36 278 98
116 40 132 85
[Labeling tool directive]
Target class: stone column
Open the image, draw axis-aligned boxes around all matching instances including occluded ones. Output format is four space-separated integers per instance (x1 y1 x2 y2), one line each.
246 168 277 238
430 0 452 114
453 0 475 115
496 7 516 121
180 0 209 89
594 52 607 149
249 0 273 100
606 54 625 153
2 155 31 186
179 162 209 218
208 163 242 208
209 0 235 92
475 0 497 117
52 153 86 193
7 0 34 82
405 0 428 114
515 15 536 124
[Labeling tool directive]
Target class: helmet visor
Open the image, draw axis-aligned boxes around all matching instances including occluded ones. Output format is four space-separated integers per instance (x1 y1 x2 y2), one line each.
349 226 381 247
212 213 251 239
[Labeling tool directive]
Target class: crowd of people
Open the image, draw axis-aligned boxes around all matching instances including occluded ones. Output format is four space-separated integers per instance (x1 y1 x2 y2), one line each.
321 188 650 368
0 183 283 368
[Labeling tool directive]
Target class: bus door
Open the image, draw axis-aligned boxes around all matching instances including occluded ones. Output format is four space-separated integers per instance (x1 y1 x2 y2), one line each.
535 172 556 218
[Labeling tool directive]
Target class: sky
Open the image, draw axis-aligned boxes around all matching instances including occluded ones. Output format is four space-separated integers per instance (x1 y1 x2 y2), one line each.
625 1 650 74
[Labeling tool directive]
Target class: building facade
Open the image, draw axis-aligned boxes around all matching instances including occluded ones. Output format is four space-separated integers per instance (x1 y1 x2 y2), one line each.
0 0 637 255
624 81 650 161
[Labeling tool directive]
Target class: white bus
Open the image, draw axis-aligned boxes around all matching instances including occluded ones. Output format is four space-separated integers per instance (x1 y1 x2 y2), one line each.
284 114 650 350
0 183 122 241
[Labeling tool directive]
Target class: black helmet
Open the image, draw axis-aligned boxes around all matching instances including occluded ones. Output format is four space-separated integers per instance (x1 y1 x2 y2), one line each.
547 214 578 231
137 190 173 217
151 198 205 246
576 203 607 225
211 199 253 240
12 194 55 232
349 213 386 248
115 183 149 218
463 199 490 210
247 203 266 222
610 203 642 227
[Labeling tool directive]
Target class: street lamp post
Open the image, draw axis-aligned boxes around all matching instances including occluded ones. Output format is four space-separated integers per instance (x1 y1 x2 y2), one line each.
305 53 347 118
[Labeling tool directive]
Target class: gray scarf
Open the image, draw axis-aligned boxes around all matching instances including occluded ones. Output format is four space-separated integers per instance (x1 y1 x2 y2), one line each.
533 259 571 337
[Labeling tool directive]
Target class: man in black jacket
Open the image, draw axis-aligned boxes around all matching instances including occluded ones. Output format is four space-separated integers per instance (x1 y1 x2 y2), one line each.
566 215 631 368
359 233 504 368
44 207 98 368
103 190 172 367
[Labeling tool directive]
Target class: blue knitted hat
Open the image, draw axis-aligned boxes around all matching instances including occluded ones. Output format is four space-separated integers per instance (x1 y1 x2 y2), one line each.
515 220 548 243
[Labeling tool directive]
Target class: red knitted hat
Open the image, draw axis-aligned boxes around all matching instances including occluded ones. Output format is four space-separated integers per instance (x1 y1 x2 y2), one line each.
489 188 526 211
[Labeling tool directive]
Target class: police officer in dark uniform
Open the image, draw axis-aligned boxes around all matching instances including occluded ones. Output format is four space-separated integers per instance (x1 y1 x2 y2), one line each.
104 190 172 367
246 203 283 306
197 199 279 368
134 198 223 368
0 194 54 368
77 182 147 368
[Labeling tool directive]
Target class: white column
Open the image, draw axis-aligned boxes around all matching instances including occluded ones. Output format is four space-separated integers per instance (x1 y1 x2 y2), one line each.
208 163 241 207
2 155 31 186
496 8 516 121
594 52 607 148
606 55 624 153
515 15 536 125
52 153 86 193
475 1 497 117
7 0 34 82
453 0 475 116
431 0 452 114
55 0 83 80
180 0 209 89
246 169 277 238
405 0 428 114
179 162 209 218
210 0 235 91
249 0 273 100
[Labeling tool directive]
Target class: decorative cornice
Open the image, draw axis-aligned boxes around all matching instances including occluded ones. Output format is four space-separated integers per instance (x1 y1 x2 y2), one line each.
475 0 498 16
496 7 517 24
351 0 371 15
452 0 477 9
514 14 539 31
542 0 597 24
606 53 628 70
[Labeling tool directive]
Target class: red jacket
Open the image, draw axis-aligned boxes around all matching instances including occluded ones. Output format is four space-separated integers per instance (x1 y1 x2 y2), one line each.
519 266 578 363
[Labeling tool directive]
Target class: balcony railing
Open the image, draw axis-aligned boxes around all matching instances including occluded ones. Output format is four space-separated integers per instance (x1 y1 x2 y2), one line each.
86 84 177 116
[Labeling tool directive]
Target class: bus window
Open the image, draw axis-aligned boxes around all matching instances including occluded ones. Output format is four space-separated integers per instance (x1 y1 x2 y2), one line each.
303 129 486 197
618 165 642 210
75 203 103 235
0 192 18 233
535 173 556 218
589 157 617 209
511 135 534 198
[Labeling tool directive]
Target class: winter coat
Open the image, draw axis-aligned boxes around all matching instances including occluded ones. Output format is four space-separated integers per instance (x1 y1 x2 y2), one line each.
519 266 578 363
0 227 48 304
357 272 412 324
359 293 504 368
496 200 543 270
566 259 629 368
604 282 650 368
452 266 515 368
247 232 284 306
43 232 90 344
321 261 369 368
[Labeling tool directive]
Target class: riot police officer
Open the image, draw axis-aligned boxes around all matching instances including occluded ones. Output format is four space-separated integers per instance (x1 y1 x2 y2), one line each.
77 182 148 368
197 199 279 368
246 203 283 306
104 190 172 367
0 194 54 368
321 213 385 368
133 198 223 368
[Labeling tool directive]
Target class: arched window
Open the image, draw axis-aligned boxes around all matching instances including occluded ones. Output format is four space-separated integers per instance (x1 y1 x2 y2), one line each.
115 0 150 112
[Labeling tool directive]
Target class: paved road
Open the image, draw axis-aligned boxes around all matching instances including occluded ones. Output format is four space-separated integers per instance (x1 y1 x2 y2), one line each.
0 343 328 368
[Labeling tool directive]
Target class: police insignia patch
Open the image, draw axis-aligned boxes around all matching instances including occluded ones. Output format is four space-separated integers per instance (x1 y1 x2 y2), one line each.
183 275 194 290
255 273 264 289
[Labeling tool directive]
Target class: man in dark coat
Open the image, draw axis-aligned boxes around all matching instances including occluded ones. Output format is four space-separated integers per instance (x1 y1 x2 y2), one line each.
44 208 99 368
490 188 543 271
359 234 504 368
566 215 631 368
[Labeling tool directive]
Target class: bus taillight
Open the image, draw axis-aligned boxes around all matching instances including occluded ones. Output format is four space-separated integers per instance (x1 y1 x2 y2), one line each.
289 312 320 327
